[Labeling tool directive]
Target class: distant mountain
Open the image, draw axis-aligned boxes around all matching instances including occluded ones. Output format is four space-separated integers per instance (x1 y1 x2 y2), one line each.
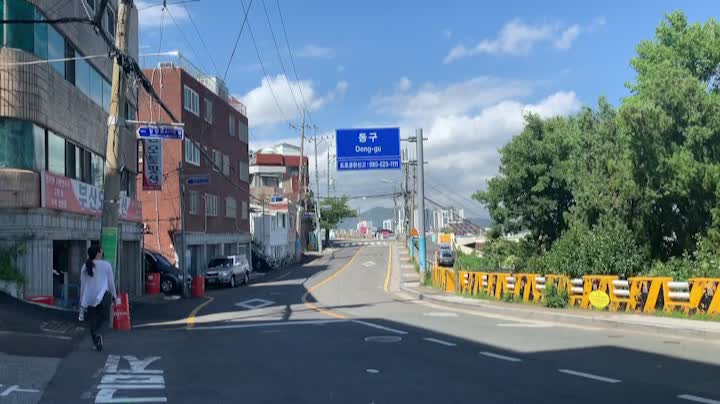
466 216 493 229
339 207 395 230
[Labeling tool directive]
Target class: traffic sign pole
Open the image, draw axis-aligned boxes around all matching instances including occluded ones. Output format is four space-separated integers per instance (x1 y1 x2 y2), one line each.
416 128 427 273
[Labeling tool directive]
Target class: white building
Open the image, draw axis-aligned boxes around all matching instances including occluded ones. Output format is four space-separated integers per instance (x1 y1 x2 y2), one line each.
434 208 465 231
382 219 393 231
250 201 294 261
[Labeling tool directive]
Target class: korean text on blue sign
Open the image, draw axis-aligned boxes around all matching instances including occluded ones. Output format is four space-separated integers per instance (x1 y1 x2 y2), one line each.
136 125 185 140
335 127 401 171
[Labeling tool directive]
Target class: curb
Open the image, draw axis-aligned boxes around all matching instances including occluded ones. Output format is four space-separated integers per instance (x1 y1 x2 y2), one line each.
397 283 720 339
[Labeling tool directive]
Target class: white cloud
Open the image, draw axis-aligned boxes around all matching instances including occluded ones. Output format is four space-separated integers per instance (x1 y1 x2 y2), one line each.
239 75 347 127
296 44 335 59
444 18 606 63
135 1 188 28
357 78 582 216
397 77 412 92
370 76 533 119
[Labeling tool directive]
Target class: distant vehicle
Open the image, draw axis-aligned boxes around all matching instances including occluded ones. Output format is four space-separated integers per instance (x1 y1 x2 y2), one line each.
205 255 251 288
251 248 278 272
143 250 191 294
438 249 455 267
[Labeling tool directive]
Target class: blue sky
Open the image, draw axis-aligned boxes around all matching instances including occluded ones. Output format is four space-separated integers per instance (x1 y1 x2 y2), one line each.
136 0 719 217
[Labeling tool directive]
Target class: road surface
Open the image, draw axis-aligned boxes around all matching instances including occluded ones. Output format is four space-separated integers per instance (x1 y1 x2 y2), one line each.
6 242 718 403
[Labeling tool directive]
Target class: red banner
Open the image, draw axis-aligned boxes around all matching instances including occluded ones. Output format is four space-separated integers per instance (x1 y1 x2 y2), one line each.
41 171 142 222
41 171 103 216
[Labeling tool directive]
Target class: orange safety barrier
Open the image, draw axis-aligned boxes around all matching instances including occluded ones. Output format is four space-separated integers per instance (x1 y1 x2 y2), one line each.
112 293 131 331
512 274 538 301
580 275 618 309
690 278 720 315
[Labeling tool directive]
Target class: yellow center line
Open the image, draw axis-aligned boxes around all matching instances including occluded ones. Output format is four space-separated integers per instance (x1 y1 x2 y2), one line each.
384 244 393 292
185 296 215 329
302 247 365 319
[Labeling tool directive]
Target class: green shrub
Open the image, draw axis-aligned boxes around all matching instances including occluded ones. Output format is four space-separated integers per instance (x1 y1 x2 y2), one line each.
0 243 26 284
543 217 645 278
421 270 432 286
543 283 568 308
502 291 516 303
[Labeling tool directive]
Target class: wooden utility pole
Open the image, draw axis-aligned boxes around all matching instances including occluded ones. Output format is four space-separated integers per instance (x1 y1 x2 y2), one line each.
100 0 130 281
295 112 306 254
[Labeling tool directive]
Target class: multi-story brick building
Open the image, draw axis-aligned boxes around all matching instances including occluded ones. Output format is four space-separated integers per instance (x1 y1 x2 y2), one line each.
0 0 143 299
137 58 250 276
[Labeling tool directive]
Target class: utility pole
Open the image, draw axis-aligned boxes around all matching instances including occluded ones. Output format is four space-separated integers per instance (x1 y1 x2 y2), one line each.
295 111 306 257
313 129 322 253
178 161 188 296
416 128 427 272
403 148 409 237
326 142 331 199
100 0 130 284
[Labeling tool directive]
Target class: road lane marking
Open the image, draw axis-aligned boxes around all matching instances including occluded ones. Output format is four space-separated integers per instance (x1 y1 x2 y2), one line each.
191 319 346 331
235 298 275 309
497 322 548 328
425 312 459 317
557 369 621 383
185 296 215 329
423 337 456 347
301 247 364 319
352 320 408 335
96 355 167 403
365 369 380 374
0 385 41 397
383 245 392 292
362 261 376 268
678 395 720 404
479 352 523 362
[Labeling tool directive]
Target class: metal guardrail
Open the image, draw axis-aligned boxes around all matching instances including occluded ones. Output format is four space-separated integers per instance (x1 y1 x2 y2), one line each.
431 264 720 315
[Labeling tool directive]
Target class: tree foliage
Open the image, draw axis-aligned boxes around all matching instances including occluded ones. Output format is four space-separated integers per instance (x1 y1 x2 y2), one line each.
319 197 357 242
472 11 720 279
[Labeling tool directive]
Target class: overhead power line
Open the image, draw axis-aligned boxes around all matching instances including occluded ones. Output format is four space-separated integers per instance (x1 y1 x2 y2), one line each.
165 6 212 74
260 0 302 118
182 3 221 77
275 0 314 126
223 0 254 81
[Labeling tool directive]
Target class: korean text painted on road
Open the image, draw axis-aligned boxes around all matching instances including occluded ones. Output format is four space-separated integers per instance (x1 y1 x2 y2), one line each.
95 355 167 403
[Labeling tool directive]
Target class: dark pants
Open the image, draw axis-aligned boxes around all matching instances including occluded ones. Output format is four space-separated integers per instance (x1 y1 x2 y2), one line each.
87 292 112 338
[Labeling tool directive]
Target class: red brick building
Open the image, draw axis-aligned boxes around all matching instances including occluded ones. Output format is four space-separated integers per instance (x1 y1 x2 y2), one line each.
137 64 250 275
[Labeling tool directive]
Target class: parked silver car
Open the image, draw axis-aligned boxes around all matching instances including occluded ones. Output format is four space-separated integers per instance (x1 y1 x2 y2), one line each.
204 255 251 288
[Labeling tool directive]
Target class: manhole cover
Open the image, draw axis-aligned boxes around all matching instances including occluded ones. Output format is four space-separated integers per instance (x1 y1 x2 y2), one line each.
364 336 402 343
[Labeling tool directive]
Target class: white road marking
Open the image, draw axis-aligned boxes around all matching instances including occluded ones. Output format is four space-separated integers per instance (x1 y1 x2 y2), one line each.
425 312 459 317
96 355 167 403
362 261 376 268
191 319 346 331
423 337 456 347
365 369 380 374
0 330 72 340
557 369 621 384
0 385 41 397
352 320 409 335
479 352 523 362
497 322 548 328
235 298 275 310
678 394 720 404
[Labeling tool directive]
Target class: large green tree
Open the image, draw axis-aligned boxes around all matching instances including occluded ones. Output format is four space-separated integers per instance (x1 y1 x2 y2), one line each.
319 197 357 244
473 114 576 251
620 11 720 259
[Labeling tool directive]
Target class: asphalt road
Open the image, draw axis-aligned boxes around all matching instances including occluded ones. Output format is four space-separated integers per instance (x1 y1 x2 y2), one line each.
8 242 719 403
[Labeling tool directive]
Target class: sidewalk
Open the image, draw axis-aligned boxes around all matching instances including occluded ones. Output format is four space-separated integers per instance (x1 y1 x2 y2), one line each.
392 243 720 338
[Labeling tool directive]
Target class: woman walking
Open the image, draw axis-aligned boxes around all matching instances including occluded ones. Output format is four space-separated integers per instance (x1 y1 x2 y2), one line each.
80 245 117 352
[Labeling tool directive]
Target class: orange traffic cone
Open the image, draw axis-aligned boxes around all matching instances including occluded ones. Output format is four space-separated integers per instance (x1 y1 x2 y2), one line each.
112 293 131 331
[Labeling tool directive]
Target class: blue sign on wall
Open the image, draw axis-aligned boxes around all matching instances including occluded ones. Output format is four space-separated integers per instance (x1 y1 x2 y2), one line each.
186 175 210 186
335 127 401 171
137 125 184 140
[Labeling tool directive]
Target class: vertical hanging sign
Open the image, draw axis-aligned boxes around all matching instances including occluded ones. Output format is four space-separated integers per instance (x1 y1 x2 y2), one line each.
143 139 163 191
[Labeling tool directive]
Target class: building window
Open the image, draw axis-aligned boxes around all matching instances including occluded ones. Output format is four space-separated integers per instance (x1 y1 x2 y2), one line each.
238 122 248 143
0 119 43 171
225 197 236 218
92 153 104 189
48 26 65 77
106 7 116 38
75 58 90 99
47 131 65 175
211 149 221 172
222 154 229 176
189 191 199 215
229 115 235 137
64 41 75 85
84 0 95 12
206 194 218 217
183 85 200 115
65 142 77 179
184 138 200 166
204 98 213 123
261 176 279 188
238 160 249 182
280 213 286 229
242 201 248 220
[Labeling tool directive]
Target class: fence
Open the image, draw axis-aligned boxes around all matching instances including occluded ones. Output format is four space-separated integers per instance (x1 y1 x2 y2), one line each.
431 264 720 315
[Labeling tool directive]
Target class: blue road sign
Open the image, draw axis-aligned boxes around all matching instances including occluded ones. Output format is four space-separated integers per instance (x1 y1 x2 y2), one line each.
335 127 401 171
186 174 210 186
137 125 184 140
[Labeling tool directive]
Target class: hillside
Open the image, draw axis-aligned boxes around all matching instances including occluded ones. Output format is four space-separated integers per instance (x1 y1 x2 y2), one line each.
339 207 395 230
